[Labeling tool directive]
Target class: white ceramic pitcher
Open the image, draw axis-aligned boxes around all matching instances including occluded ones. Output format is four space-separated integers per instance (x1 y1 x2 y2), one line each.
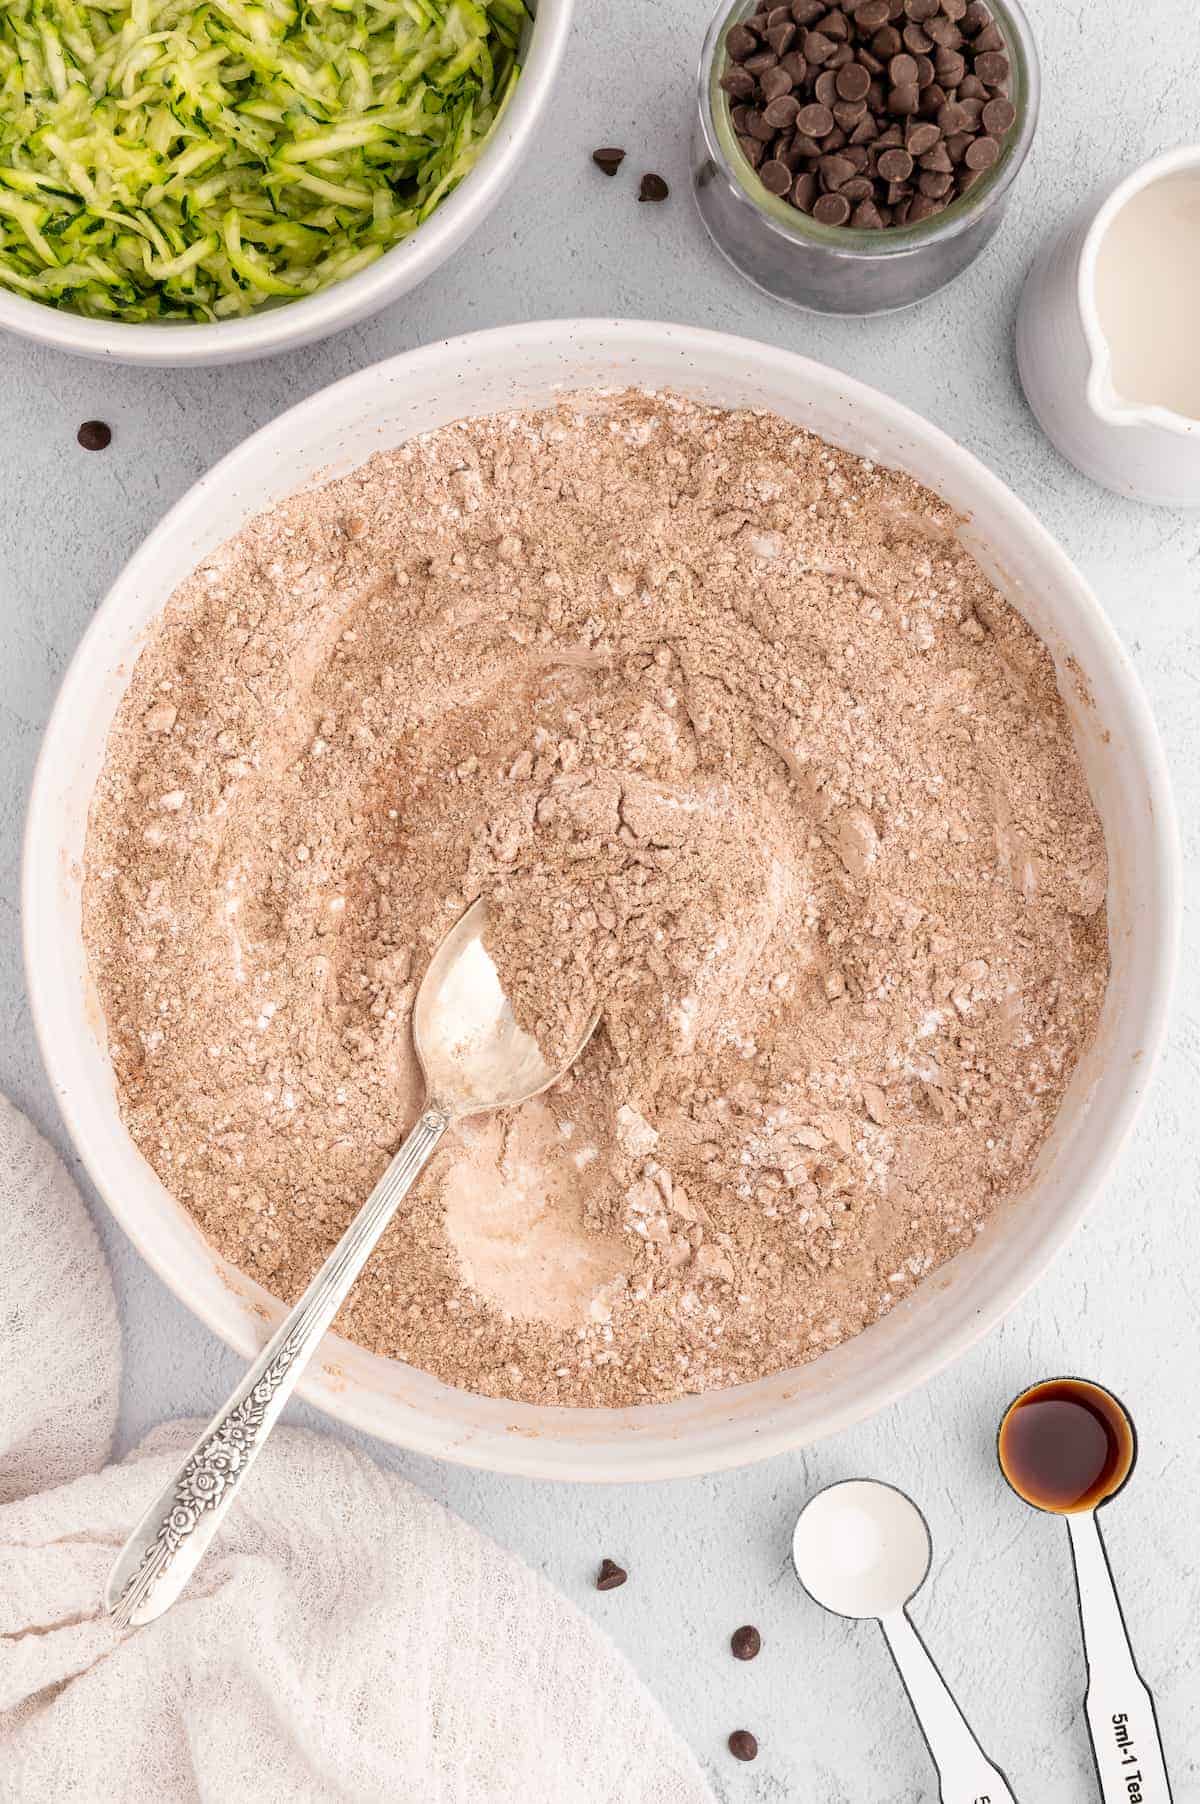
1017 146 1200 508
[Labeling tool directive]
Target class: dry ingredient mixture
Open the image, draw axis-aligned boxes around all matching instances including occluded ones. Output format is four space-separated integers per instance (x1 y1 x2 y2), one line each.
84 391 1109 1407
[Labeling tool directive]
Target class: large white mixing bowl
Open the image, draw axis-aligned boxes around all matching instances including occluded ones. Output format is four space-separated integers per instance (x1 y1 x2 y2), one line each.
23 320 1180 1478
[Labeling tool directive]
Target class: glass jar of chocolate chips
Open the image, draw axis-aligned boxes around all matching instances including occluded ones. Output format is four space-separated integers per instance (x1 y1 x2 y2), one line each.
692 0 1039 313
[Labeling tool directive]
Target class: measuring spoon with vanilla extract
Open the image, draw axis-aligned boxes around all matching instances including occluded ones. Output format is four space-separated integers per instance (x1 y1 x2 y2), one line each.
998 1379 1173 1803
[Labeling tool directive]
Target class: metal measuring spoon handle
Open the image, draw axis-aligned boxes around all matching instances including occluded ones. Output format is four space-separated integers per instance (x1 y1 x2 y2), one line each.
880 1609 1019 1804
1068 1511 1173 1803
106 1108 450 1629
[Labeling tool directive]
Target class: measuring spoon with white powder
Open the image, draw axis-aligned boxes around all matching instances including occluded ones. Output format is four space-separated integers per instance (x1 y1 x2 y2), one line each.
792 1480 1018 1803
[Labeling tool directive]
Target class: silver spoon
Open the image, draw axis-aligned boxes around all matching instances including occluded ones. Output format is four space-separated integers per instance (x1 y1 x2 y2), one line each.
792 1480 1018 1804
107 897 595 1629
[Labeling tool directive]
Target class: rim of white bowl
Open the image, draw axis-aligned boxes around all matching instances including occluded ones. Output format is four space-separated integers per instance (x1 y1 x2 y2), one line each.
0 0 573 368
23 320 1182 1478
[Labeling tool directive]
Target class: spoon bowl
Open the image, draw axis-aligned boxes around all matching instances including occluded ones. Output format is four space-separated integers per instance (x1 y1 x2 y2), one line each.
792 1479 932 1620
414 898 594 1118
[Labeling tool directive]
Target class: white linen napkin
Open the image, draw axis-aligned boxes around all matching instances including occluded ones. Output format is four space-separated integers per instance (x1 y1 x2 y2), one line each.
0 1095 713 1803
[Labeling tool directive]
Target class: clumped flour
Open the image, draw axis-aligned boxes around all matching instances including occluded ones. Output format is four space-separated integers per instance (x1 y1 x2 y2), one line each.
84 392 1109 1407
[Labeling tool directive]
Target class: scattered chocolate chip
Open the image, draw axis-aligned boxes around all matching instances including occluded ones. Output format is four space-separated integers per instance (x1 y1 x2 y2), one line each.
77 420 112 451
728 1730 759 1762
596 1559 627 1590
731 1624 763 1661
591 147 626 177
638 172 670 203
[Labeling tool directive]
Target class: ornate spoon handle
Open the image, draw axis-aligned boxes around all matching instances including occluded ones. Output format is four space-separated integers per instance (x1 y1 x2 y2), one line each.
106 1107 449 1629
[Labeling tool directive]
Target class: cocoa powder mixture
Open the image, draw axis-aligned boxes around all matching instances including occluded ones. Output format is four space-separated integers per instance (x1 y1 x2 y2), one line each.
83 392 1109 1407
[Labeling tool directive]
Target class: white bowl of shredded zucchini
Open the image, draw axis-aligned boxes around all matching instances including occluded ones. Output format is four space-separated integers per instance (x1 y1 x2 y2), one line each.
0 0 569 363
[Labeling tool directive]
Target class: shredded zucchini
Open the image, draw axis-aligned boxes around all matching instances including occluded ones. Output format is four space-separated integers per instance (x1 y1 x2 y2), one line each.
0 0 528 321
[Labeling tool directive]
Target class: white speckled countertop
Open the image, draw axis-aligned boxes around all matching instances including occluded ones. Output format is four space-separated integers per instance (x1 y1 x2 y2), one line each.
1 2 1198 1796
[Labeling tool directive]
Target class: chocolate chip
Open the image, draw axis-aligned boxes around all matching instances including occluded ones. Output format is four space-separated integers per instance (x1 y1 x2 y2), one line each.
839 174 875 199
905 120 941 154
747 108 778 139
902 21 932 52
737 133 766 167
964 132 1000 168
743 49 779 76
914 52 935 86
760 157 793 193
853 0 890 24
974 21 1005 51
836 60 872 99
904 0 938 17
814 67 841 103
920 139 954 171
728 1730 759 1762
981 95 1016 135
592 147 626 177
764 92 803 127
819 152 857 187
813 190 851 223
720 64 758 100
797 100 835 134
791 169 819 208
974 48 1009 84
596 1559 627 1590
823 7 852 38
888 82 920 112
877 145 914 180
727 21 758 59
872 22 902 54
926 15 962 46
637 172 669 202
791 0 825 18
767 18 798 53
761 63 795 100
803 28 837 60
834 97 869 126
77 420 112 451
731 1624 763 1661
918 167 953 196
934 46 965 84
962 1 992 31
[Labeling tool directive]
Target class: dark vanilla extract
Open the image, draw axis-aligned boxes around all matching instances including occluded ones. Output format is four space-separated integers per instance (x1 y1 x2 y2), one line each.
998 1378 1135 1514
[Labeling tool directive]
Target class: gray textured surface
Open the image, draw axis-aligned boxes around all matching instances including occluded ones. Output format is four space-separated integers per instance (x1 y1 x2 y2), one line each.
2 2 1198 1797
